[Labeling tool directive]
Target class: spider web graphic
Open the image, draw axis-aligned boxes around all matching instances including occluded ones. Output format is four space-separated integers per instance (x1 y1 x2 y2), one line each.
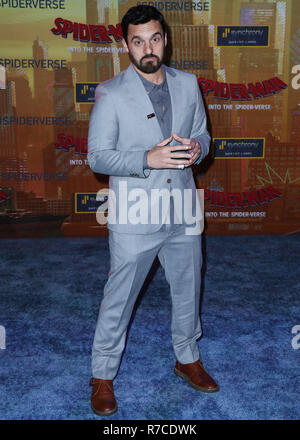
256 162 300 186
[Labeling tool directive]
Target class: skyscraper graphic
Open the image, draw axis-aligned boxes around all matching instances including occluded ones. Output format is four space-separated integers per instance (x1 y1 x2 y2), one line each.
32 37 54 115
32 37 47 97
86 0 114 82
53 68 75 123
0 82 16 151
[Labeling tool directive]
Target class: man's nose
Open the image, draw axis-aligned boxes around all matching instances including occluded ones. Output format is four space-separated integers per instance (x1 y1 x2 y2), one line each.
144 41 153 54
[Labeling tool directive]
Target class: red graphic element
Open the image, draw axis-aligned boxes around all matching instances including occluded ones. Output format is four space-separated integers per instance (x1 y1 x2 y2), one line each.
51 18 123 43
203 185 282 208
0 190 9 204
198 77 288 100
55 133 87 154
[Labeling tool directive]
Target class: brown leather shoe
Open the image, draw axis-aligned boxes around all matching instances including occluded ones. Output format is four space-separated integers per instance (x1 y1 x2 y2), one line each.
89 378 118 416
174 359 219 393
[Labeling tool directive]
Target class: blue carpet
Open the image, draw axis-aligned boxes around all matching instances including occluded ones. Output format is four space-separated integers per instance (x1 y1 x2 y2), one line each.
0 234 299 420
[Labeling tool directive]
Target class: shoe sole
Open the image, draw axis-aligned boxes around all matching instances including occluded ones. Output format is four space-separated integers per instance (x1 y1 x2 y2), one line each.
174 368 219 393
91 403 118 417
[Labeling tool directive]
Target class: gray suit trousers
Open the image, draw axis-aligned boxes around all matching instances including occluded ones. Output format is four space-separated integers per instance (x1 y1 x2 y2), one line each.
91 222 202 380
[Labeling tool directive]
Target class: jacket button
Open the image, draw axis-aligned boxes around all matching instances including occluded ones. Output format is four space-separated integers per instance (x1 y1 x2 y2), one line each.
167 178 171 183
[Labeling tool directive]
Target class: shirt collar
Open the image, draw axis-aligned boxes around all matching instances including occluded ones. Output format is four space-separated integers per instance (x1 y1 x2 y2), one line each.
136 64 168 94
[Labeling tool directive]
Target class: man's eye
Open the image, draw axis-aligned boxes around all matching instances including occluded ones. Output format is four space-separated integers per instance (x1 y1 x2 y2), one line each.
135 40 141 45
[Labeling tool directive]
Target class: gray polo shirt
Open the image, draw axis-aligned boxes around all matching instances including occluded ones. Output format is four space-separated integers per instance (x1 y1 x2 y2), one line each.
136 66 172 170
137 67 183 226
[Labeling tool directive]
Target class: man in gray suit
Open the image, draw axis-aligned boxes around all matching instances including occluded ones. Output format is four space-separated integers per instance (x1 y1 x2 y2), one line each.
87 5 219 416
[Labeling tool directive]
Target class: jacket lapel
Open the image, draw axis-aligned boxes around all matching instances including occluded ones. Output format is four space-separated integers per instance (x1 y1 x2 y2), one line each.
164 65 180 143
123 64 182 142
123 64 164 140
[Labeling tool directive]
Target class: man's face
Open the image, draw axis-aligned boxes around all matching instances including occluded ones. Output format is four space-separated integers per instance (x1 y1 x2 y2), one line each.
122 19 167 74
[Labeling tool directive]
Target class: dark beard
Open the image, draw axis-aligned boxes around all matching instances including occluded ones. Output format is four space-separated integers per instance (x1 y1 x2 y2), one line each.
129 52 164 74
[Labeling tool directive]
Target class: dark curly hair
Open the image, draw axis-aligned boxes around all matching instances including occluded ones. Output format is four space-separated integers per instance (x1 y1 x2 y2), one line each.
121 5 167 44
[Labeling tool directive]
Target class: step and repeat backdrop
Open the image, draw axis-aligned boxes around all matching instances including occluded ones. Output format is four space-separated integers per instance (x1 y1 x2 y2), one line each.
0 0 299 237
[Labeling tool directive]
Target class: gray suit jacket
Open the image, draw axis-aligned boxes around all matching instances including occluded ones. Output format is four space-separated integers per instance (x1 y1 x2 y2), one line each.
87 63 210 234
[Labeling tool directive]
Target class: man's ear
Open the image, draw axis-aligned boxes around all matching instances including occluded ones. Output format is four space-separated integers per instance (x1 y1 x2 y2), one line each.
121 38 129 52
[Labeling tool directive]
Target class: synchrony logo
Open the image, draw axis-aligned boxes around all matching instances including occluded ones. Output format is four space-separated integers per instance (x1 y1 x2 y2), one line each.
214 138 265 158
75 83 98 104
217 25 269 47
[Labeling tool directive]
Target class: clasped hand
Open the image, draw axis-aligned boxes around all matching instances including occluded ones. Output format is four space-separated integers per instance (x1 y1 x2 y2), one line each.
147 133 201 169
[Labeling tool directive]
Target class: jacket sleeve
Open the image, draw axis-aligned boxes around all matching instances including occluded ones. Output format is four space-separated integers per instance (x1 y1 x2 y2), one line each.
190 75 211 165
87 84 150 178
